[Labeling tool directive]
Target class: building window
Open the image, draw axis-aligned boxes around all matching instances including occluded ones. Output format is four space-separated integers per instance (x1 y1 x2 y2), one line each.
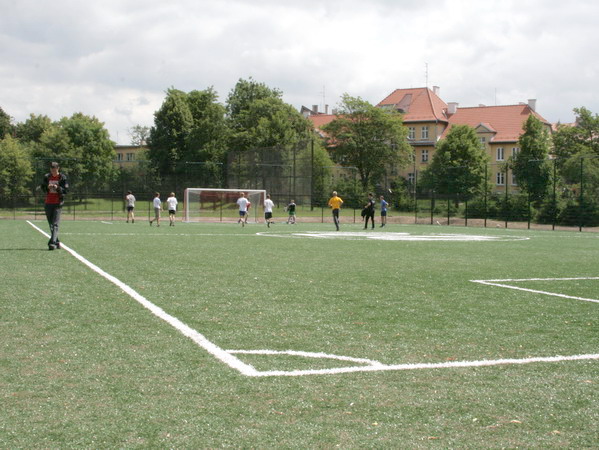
512 147 520 158
421 126 429 140
421 149 429 163
479 137 486 148
126 153 135 161
496 147 504 161
496 172 505 185
408 127 415 140
117 153 123 161
512 173 518 186
408 172 415 184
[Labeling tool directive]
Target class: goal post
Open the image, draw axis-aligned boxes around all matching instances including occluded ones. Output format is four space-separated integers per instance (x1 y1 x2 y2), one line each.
184 188 267 223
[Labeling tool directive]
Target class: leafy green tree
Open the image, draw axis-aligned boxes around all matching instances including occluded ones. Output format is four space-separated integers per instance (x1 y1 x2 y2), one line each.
512 114 552 204
148 87 230 180
35 113 116 192
0 136 34 201
0 106 14 138
226 78 310 151
148 88 193 174
185 88 229 163
421 124 489 202
554 107 599 160
15 114 54 143
321 94 412 189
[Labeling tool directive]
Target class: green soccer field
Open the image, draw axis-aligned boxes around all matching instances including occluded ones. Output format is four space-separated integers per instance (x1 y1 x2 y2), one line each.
1 219 598 447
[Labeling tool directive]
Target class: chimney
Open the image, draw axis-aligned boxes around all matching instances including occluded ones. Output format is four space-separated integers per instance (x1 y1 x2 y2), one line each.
447 102 458 115
312 105 318 114
528 99 537 111
325 104 329 114
432 86 440 96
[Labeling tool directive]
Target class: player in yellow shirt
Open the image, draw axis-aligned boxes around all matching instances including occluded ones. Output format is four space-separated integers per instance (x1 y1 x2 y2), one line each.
328 191 344 231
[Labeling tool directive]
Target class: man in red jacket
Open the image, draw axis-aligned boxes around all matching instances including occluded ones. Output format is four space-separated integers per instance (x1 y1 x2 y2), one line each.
41 162 69 250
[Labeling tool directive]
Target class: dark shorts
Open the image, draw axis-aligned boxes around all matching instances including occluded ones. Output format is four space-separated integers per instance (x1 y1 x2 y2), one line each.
127 206 134 212
239 211 246 217
381 210 387 217
265 212 273 219
169 210 176 215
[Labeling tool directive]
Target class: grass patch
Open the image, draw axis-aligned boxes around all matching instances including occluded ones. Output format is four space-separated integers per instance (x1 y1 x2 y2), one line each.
1 220 597 447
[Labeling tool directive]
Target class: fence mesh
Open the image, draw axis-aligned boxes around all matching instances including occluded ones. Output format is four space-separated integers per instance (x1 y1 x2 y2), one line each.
2 152 599 231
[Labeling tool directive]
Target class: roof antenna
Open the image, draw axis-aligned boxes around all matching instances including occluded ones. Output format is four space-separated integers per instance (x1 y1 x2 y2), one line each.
319 85 326 112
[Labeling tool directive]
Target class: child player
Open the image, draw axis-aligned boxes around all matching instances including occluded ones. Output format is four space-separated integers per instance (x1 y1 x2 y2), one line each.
166 192 178 226
285 199 296 224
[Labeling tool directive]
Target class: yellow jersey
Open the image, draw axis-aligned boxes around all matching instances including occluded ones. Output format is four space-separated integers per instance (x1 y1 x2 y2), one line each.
328 196 343 209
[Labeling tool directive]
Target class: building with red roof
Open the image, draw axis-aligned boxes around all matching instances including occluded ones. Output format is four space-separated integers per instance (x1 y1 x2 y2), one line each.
306 86 552 192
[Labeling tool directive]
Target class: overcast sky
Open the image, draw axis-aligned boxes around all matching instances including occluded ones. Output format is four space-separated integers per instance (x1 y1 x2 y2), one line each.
1 0 598 144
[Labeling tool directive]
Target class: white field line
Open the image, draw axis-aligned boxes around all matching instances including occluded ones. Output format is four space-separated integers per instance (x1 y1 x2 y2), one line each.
28 220 599 377
471 277 599 304
247 353 599 377
26 221 259 377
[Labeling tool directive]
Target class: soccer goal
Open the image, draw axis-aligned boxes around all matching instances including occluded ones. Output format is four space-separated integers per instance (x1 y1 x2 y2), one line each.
184 188 266 223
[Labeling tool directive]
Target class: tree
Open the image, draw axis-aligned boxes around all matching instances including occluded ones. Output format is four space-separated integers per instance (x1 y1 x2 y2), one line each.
148 88 194 174
0 136 34 202
184 88 229 163
225 78 313 191
35 113 116 192
0 106 14 138
421 124 489 202
128 125 150 146
512 114 552 204
226 78 309 152
322 94 412 189
15 114 54 143
553 107 599 219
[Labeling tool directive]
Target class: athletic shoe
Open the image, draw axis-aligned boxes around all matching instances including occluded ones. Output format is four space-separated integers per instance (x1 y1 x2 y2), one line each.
48 244 56 251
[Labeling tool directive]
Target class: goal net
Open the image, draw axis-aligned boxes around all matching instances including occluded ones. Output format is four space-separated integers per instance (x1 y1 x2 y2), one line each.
184 188 266 223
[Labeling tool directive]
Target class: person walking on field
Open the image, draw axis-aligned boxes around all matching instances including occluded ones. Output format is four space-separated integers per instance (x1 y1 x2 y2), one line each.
285 200 296 224
236 192 250 227
363 192 375 229
125 191 136 223
264 194 275 227
149 192 162 226
379 195 389 227
328 191 343 231
41 161 69 250
166 192 178 226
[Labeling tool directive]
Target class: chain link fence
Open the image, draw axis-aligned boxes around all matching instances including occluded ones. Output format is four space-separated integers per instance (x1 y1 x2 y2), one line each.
2 153 599 231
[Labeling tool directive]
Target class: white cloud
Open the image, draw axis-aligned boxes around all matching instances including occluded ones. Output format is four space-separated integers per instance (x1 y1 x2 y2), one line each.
1 0 599 143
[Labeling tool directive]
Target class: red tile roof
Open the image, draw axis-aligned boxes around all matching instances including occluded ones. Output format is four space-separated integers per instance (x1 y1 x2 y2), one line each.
444 104 550 142
377 87 448 123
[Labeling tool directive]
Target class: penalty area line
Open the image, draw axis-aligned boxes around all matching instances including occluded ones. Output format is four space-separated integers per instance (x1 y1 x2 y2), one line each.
249 353 599 377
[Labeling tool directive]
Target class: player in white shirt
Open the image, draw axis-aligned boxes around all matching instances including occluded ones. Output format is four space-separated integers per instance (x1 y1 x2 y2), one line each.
264 194 275 227
236 192 249 227
149 192 162 226
166 192 178 226
125 191 136 223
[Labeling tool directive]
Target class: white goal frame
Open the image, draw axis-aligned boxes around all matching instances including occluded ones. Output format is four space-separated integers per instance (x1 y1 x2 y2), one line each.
183 188 267 223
